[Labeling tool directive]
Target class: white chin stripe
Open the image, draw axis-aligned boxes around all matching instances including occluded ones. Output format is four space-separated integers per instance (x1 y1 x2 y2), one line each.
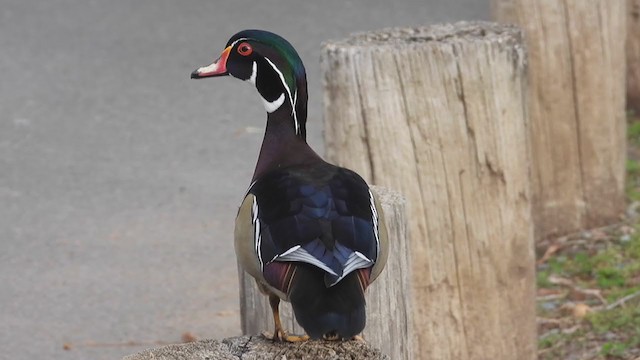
263 93 285 113
247 61 257 85
245 60 284 113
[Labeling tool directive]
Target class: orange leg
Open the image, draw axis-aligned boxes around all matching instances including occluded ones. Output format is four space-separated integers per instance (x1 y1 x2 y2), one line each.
261 294 309 343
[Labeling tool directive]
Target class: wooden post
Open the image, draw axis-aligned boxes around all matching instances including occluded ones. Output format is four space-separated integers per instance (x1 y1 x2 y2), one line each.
321 22 536 360
629 0 640 112
493 0 627 239
239 186 413 359
122 336 389 360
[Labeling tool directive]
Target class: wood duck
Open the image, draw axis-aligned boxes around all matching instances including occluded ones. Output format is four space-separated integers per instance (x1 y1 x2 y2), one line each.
191 29 388 342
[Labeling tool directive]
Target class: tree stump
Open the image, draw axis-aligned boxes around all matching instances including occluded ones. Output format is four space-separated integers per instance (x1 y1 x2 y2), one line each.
493 0 627 239
122 336 388 360
239 186 412 359
629 0 640 112
321 22 536 360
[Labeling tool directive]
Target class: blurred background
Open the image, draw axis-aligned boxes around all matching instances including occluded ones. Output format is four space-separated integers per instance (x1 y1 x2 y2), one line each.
0 0 488 359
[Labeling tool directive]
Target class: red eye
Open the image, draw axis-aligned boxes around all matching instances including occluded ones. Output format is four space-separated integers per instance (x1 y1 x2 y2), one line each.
237 42 253 56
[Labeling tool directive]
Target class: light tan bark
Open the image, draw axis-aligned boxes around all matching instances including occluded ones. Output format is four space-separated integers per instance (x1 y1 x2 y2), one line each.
493 0 627 239
239 186 412 359
321 22 535 360
629 0 640 112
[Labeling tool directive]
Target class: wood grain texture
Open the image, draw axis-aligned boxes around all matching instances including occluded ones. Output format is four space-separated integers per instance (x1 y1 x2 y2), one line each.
122 336 389 360
321 22 535 360
493 0 627 238
239 186 412 359
629 0 640 112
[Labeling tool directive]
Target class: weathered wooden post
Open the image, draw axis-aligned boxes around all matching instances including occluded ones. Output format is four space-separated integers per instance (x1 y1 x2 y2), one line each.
493 0 627 239
629 0 640 112
239 186 412 359
321 22 536 360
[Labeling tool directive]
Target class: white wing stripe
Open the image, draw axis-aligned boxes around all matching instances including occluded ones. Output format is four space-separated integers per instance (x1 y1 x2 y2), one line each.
368 189 380 258
273 246 374 287
279 245 301 257
251 197 263 268
276 246 338 276
340 252 374 281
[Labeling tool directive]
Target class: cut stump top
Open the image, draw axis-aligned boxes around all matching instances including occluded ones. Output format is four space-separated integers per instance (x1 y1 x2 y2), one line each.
123 335 389 360
322 21 523 49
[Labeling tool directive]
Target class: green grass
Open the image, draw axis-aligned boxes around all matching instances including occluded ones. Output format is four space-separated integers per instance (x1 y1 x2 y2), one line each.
600 341 629 358
537 269 552 288
536 114 640 359
628 120 640 144
539 332 564 350
626 159 640 175
536 231 640 358
538 237 640 298
537 257 640 358
588 306 640 358
537 234 640 294
627 116 640 202
588 306 640 333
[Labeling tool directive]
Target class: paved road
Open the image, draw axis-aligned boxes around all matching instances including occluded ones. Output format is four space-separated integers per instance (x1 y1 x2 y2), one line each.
0 1 488 359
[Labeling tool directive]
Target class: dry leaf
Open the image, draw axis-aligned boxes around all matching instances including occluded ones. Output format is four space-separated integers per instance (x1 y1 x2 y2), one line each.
573 288 607 305
561 325 581 335
572 303 592 318
549 274 574 287
215 310 237 317
619 225 635 235
538 288 562 296
538 244 562 265
181 332 197 343
568 287 587 301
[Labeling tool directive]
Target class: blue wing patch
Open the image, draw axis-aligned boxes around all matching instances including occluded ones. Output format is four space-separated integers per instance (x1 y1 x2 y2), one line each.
249 164 380 287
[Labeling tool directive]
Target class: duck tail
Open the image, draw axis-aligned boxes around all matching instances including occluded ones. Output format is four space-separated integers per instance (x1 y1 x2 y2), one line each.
288 263 368 340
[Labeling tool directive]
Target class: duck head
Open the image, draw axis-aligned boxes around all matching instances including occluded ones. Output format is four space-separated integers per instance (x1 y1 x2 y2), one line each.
191 30 307 138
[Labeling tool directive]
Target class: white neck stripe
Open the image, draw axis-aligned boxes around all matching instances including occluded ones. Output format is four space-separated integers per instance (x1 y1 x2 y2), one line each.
264 57 299 134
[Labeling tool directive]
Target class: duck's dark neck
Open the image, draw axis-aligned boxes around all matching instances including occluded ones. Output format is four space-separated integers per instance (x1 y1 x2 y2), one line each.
252 106 321 181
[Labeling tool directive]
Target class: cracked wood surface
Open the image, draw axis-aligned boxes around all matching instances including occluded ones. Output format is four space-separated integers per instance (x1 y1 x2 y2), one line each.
629 0 640 112
239 186 411 359
493 0 627 238
320 22 536 360
122 336 388 360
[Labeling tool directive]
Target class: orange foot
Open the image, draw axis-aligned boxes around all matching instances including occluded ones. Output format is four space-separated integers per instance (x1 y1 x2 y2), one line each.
262 329 309 343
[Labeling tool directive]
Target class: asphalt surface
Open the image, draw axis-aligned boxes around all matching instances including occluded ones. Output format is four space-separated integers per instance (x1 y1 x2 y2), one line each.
0 1 488 359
